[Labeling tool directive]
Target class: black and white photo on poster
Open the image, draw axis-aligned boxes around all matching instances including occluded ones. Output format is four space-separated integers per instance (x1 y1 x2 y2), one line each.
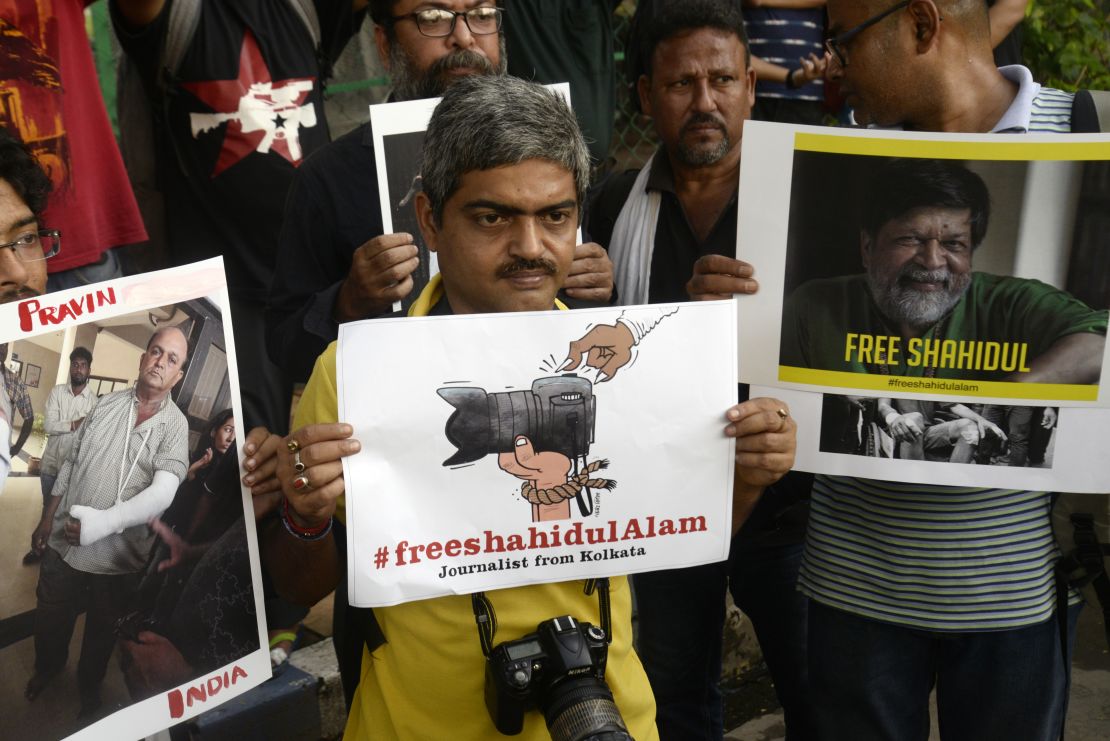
755 383 1110 493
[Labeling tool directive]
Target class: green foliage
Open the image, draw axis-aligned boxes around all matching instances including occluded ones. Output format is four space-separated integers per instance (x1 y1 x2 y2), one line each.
1024 0 1110 91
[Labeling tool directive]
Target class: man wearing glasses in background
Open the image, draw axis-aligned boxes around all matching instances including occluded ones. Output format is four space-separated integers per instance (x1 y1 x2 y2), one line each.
267 0 615 386
799 2 1105 740
0 128 58 494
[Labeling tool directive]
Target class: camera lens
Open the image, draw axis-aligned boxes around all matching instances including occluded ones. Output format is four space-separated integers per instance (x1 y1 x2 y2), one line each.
542 677 633 741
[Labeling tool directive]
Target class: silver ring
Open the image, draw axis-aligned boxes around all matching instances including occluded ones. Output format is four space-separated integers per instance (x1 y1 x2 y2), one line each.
293 450 305 473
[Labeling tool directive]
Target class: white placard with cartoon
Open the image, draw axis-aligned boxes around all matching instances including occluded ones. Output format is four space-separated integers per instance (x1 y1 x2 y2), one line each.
338 301 737 607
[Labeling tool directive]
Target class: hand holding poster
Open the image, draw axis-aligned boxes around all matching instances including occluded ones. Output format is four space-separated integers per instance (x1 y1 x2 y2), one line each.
337 302 738 607
0 261 271 740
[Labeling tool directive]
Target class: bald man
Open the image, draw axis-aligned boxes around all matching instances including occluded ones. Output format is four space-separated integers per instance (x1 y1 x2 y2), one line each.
27 326 191 720
799 2 1102 740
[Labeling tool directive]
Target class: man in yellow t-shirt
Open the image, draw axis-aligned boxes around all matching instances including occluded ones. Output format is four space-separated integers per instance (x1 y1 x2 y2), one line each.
261 75 797 740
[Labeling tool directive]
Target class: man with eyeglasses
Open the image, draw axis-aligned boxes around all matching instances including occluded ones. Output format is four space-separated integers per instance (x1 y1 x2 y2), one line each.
267 0 616 385
797 2 1109 739
0 128 58 493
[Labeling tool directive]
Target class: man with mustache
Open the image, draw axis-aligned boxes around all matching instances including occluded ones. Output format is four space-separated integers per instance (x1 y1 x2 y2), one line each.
267 0 615 384
26 325 190 720
781 158 1107 384
0 128 54 493
585 3 815 739
263 74 796 740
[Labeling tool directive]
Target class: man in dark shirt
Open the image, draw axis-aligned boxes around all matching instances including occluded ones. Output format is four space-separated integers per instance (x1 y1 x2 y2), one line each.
585 3 812 739
110 0 368 432
266 0 614 384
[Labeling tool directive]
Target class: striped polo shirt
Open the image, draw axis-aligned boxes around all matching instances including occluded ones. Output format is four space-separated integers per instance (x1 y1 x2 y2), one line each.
744 8 825 103
799 67 1084 631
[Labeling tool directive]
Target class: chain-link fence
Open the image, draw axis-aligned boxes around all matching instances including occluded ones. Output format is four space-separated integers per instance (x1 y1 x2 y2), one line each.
611 1 657 174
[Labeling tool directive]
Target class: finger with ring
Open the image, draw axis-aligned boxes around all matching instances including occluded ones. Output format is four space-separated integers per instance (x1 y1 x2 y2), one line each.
287 439 301 453
292 474 312 491
293 450 305 473
776 408 789 422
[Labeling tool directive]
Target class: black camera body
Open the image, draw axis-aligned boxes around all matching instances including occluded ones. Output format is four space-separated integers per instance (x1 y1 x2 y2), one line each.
485 616 630 739
438 374 596 466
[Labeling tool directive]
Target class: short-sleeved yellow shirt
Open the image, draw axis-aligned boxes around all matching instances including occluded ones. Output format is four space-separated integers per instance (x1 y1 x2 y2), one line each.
296 278 658 740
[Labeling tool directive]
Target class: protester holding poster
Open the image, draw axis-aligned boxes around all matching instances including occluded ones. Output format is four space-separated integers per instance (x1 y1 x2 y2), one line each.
262 75 796 741
268 0 614 384
788 2 1109 740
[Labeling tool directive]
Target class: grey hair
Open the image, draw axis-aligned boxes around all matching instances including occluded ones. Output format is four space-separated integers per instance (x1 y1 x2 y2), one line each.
420 75 590 224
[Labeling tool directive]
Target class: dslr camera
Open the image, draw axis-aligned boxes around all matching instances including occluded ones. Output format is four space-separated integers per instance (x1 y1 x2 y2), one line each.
485 615 633 740
438 374 596 466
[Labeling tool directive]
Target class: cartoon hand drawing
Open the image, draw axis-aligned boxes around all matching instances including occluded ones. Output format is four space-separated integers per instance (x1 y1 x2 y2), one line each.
561 307 678 382
562 323 634 382
497 436 615 522
438 375 615 522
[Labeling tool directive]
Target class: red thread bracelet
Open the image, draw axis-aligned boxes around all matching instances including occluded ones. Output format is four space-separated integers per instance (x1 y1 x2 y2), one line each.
282 496 331 540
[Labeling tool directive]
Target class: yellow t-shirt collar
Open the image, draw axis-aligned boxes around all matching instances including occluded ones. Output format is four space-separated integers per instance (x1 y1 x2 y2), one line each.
407 273 569 317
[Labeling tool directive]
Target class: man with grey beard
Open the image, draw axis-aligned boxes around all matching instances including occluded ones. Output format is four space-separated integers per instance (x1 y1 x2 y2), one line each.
267 0 614 384
781 158 1106 385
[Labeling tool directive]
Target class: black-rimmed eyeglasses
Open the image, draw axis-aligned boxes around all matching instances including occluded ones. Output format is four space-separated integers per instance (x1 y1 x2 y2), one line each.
0 229 60 262
391 6 503 38
825 1 910 68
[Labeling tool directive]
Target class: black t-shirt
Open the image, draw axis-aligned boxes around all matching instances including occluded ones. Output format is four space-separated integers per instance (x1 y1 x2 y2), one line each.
111 0 365 300
504 0 618 164
266 121 383 382
585 152 739 304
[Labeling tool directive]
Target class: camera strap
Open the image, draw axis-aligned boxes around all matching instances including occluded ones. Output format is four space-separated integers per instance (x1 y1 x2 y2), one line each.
583 577 614 645
471 578 613 657
471 592 499 657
